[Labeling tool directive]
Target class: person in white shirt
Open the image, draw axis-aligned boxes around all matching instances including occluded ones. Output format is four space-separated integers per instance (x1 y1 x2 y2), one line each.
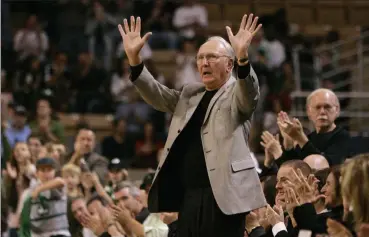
13 15 49 62
172 0 208 39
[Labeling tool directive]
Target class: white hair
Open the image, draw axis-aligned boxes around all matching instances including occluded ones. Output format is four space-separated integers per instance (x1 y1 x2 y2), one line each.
206 36 236 59
306 88 340 107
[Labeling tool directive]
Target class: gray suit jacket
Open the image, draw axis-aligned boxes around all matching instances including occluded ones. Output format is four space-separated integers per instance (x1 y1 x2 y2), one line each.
133 65 266 215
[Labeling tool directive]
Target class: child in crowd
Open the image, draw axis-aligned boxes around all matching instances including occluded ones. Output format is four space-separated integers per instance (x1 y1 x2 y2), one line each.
105 158 128 197
23 157 70 237
62 164 82 198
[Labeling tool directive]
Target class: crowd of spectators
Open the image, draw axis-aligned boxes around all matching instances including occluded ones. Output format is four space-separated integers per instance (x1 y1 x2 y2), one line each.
2 0 369 237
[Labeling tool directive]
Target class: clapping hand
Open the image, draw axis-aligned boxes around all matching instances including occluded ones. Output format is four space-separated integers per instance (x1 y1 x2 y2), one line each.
80 211 105 236
265 204 284 227
277 112 294 150
110 202 133 224
118 16 152 66
261 131 283 163
277 113 308 147
287 169 324 205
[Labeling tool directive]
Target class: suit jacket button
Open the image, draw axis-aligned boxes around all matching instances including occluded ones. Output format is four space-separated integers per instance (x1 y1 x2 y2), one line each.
167 148 170 152
178 129 181 133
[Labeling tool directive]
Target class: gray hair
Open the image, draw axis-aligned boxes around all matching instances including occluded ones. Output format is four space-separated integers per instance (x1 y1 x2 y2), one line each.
114 181 141 198
306 88 340 108
206 36 236 59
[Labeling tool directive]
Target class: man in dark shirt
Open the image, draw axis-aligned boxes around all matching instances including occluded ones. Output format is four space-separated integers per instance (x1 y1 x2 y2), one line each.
276 89 355 166
117 14 265 237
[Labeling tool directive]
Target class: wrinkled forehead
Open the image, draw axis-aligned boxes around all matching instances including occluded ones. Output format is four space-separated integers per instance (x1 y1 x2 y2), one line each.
277 166 294 181
309 91 338 107
198 40 227 56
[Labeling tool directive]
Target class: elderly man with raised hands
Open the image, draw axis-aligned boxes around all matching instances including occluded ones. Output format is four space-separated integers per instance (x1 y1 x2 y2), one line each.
117 14 266 237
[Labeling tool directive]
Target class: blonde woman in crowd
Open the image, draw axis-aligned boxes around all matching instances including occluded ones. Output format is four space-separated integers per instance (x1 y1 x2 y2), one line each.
341 154 369 236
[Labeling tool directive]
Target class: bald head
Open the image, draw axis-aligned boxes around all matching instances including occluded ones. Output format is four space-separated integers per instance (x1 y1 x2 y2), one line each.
306 88 340 133
303 154 330 171
306 89 339 107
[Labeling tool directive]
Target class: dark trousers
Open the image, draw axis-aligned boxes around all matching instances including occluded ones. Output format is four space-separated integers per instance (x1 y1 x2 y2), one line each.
177 187 246 237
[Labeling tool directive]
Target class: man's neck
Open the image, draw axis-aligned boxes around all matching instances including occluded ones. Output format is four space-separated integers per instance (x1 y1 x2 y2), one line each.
316 123 336 134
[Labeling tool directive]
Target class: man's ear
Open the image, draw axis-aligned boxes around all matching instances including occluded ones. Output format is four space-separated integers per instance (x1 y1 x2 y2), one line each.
227 59 234 73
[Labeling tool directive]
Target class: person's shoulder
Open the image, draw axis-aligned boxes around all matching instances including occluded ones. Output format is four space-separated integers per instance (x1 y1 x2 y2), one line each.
181 82 205 95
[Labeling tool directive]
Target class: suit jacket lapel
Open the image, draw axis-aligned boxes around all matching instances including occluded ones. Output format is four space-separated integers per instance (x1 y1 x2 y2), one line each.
203 76 236 125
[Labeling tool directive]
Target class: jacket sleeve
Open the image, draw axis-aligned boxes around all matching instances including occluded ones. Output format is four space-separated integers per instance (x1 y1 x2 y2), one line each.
130 63 181 113
232 63 260 120
293 203 327 234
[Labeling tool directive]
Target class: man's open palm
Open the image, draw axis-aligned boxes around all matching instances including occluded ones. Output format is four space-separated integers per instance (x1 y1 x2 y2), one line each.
226 14 262 59
118 16 152 65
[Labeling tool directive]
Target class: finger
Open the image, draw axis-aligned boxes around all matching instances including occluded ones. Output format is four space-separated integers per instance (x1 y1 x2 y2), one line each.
289 188 299 203
250 16 259 32
225 26 234 39
264 131 275 141
135 17 141 33
142 32 152 43
260 141 267 148
275 133 280 141
253 24 263 36
123 18 130 33
294 118 302 127
239 14 247 30
245 13 253 29
130 16 135 32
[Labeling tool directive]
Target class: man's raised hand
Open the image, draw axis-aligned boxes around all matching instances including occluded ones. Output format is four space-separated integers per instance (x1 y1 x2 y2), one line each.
118 16 152 66
225 14 262 60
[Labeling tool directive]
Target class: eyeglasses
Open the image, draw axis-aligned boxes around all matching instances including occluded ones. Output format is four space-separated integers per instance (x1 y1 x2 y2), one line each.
195 53 231 63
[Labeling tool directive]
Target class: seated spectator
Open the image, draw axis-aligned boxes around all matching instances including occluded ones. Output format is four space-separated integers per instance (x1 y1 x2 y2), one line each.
303 154 330 171
132 122 164 169
110 56 135 105
101 117 136 162
70 52 109 113
145 0 178 49
13 14 49 62
27 135 43 163
4 105 31 148
43 52 71 112
13 56 44 109
29 98 65 143
62 164 82 198
174 37 200 90
277 89 354 166
86 1 117 70
104 158 129 197
4 142 36 215
68 129 108 185
112 182 168 237
22 158 70 237
172 0 208 40
341 154 369 234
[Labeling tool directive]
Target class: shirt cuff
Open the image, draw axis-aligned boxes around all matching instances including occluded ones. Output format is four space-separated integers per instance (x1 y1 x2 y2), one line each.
130 63 144 82
237 63 251 79
272 222 287 236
